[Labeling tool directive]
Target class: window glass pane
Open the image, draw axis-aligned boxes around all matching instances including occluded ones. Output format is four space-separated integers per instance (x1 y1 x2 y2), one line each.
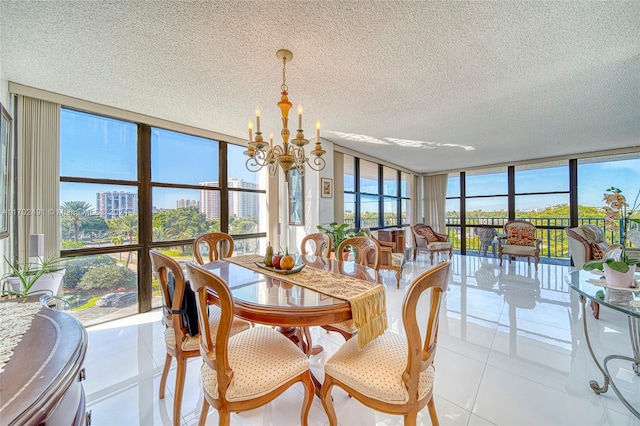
344 193 356 228
515 194 570 227
401 172 412 198
228 191 266 234
383 197 397 226
360 194 379 228
401 199 411 225
359 160 379 194
383 167 397 196
60 109 137 180
151 128 219 185
465 168 507 197
62 251 138 327
234 236 267 256
446 199 460 227
465 196 508 228
515 162 568 193
578 154 640 245
228 144 266 190
60 182 138 249
447 174 460 198
152 187 218 241
344 154 355 192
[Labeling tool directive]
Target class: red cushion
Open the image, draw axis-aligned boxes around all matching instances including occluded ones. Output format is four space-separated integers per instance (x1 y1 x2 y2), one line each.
417 227 439 243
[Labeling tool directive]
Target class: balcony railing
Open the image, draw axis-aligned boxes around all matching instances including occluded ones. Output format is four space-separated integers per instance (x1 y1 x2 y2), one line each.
445 217 630 262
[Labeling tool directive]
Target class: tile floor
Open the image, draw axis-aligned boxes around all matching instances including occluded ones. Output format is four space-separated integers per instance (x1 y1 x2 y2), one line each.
83 255 640 425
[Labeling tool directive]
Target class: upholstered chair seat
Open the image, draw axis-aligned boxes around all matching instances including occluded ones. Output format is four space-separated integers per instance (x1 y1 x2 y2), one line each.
498 220 542 270
325 330 435 404
321 261 450 426
411 224 453 263
201 326 310 401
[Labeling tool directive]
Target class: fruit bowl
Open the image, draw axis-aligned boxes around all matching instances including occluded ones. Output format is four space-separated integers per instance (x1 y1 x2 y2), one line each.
254 261 306 275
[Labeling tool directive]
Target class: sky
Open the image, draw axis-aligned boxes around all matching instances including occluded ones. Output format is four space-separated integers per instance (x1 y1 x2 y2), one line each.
60 108 640 214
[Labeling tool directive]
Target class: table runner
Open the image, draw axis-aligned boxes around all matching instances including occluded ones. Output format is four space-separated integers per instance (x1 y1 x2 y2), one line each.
225 254 387 349
0 301 43 374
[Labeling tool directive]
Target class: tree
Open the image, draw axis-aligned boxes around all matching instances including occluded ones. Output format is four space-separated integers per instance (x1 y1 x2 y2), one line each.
153 206 216 241
229 216 258 234
61 201 92 242
108 214 138 267
78 264 136 291
63 255 116 289
79 216 109 242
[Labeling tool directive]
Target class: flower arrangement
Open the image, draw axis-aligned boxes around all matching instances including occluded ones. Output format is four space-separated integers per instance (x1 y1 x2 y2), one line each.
584 187 640 273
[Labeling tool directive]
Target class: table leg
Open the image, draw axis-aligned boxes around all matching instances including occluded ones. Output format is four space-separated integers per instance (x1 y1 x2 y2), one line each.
580 295 640 418
276 326 325 397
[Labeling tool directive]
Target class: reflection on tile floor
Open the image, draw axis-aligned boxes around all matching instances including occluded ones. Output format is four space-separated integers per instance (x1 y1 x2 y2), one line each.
84 255 640 425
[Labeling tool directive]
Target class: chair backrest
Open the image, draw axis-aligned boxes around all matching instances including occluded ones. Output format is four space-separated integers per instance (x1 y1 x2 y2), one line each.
150 250 193 350
300 232 331 257
185 262 235 392
503 220 537 247
411 223 428 248
402 261 450 398
475 227 498 244
337 236 381 270
193 232 234 264
566 225 611 269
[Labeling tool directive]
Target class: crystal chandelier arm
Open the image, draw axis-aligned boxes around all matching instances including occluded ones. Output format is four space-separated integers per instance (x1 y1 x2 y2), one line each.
245 149 269 172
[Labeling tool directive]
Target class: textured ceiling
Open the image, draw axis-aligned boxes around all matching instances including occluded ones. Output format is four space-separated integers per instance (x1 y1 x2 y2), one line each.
1 1 639 173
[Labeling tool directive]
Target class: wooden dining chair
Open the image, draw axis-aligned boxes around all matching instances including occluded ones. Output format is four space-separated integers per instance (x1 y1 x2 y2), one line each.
323 236 382 340
193 232 234 264
150 250 250 426
184 262 314 426
336 236 381 270
322 261 451 426
300 232 331 257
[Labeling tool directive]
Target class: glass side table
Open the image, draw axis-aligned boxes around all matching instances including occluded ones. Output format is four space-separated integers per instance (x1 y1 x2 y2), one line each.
565 269 640 418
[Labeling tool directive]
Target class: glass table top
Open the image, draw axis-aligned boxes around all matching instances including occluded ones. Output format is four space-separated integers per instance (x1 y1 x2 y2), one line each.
565 269 640 318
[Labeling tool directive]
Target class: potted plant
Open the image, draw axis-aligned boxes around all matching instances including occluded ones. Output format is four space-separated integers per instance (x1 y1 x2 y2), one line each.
316 222 366 259
2 256 67 297
583 187 640 287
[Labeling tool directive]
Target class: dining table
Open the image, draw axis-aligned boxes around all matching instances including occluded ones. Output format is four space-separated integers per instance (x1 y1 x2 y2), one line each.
201 253 387 394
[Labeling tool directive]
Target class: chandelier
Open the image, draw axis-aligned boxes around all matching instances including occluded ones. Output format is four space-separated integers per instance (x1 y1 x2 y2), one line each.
243 49 326 182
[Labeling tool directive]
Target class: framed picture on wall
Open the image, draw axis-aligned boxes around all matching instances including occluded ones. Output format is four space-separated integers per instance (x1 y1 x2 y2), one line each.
0 104 10 239
288 169 304 225
321 177 333 198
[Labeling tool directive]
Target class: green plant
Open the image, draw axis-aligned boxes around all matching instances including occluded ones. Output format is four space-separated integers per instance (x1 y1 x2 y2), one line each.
316 222 366 251
2 256 67 297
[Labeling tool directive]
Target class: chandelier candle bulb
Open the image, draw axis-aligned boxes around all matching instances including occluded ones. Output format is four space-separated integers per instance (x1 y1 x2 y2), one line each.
297 104 303 129
270 133 273 148
248 120 253 142
255 108 261 132
316 120 320 143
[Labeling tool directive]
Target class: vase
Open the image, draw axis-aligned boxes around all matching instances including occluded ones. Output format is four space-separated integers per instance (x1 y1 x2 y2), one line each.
6 269 66 296
603 263 636 288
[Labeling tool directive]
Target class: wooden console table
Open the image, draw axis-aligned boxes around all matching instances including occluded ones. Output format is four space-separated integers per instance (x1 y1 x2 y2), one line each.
377 228 405 254
0 296 89 425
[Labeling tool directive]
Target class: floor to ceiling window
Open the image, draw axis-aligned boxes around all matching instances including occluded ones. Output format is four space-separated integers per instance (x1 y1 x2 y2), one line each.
445 153 639 264
343 154 411 230
59 108 266 326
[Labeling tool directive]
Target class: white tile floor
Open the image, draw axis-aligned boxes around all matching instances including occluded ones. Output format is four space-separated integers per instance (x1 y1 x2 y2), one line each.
83 255 640 425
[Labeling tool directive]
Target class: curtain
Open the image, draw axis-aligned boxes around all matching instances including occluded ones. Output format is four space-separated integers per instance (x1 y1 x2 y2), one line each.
423 174 448 233
16 95 60 262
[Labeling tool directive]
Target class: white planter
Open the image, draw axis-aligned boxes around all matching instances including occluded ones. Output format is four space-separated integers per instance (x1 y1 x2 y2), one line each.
6 269 66 296
603 263 636 288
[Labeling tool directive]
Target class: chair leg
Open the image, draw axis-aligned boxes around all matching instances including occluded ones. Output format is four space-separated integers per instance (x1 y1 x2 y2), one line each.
300 372 314 426
396 269 401 289
197 398 209 426
430 252 434 264
427 397 439 426
159 353 172 399
218 406 231 426
321 376 338 426
173 357 187 426
404 409 419 426
413 247 417 261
